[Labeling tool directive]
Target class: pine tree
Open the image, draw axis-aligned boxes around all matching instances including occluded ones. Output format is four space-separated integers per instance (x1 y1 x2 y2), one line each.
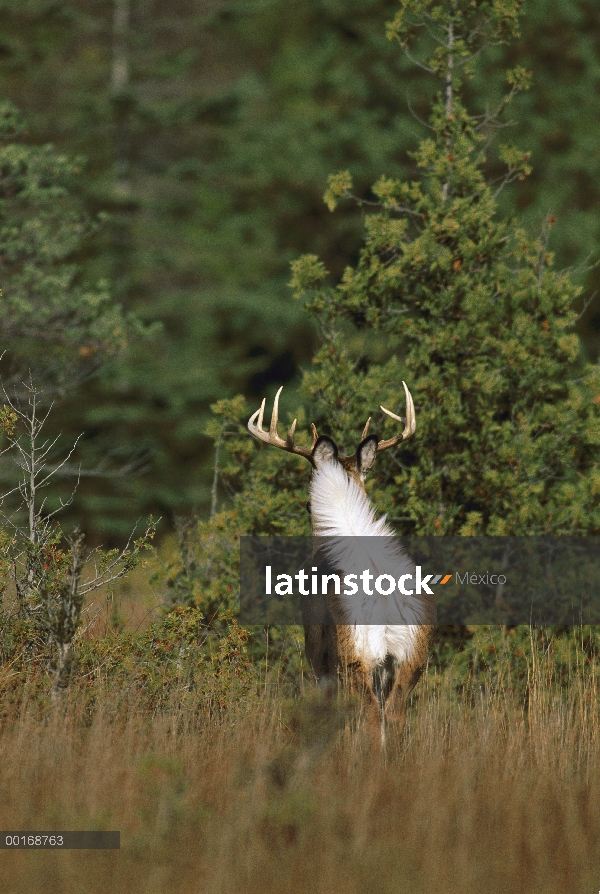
182 0 600 599
0 101 137 396
289 0 600 537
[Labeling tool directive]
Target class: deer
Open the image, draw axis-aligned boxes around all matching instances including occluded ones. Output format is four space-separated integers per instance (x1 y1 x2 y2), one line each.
247 382 434 745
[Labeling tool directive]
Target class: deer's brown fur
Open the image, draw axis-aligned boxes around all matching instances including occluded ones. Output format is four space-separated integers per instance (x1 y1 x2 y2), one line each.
248 383 434 743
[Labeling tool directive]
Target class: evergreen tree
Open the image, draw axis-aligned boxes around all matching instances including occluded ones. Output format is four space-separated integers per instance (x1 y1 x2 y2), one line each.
290 0 600 536
188 0 599 604
0 101 136 395
0 0 598 540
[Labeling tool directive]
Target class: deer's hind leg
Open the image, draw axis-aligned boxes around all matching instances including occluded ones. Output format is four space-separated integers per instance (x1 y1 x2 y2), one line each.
368 653 397 746
383 657 429 737
304 624 340 686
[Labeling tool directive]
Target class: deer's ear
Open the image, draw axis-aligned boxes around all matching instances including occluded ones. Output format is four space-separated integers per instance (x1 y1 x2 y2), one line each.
356 435 378 476
312 436 338 468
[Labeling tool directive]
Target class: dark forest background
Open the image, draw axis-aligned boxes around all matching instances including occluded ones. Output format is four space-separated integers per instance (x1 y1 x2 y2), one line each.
0 0 598 543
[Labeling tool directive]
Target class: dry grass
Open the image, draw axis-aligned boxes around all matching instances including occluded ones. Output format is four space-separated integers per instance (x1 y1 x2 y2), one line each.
1 631 599 894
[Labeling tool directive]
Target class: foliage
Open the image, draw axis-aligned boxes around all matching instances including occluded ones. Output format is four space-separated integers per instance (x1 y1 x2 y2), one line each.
0 101 141 396
0 387 156 696
159 393 307 678
75 607 259 719
429 624 600 703
151 2 600 690
0 599 270 719
0 1 597 706
290 0 600 536
0 1 598 536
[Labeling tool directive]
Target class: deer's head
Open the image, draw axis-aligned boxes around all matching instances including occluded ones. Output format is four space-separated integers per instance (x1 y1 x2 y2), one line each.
247 382 416 495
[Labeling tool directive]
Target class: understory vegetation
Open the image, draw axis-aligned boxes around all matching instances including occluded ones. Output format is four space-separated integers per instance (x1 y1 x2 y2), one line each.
1 615 600 894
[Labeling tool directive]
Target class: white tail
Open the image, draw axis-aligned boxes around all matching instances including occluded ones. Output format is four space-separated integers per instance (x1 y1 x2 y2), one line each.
248 382 434 744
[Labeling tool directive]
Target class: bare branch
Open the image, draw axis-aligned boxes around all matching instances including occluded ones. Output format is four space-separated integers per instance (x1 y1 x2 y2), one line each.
344 192 424 219
575 291 598 323
45 454 150 479
400 45 435 74
406 92 435 132
35 434 83 489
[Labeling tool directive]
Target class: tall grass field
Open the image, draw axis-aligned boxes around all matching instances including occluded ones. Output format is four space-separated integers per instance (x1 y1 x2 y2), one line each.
1 620 599 894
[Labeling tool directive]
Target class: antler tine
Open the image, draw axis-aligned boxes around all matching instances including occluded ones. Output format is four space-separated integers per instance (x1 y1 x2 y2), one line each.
286 417 317 458
361 417 371 439
247 398 267 440
269 386 286 446
377 381 416 451
286 416 297 449
247 386 314 459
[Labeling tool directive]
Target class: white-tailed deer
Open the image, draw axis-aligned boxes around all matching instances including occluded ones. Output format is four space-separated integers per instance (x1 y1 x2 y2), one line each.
248 382 434 744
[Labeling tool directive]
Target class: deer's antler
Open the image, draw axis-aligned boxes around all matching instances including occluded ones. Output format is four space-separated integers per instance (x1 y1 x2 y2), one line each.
247 386 318 460
375 380 416 451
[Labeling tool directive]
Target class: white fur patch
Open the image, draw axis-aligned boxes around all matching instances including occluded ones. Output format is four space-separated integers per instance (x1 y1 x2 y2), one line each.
310 461 392 539
310 461 429 667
